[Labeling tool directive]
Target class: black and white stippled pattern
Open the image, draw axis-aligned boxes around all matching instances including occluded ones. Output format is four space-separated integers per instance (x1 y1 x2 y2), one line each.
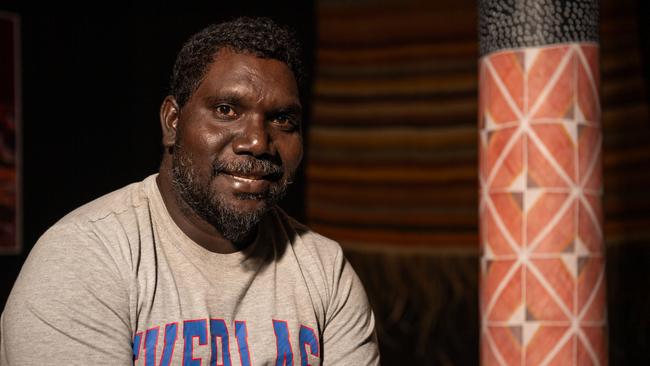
479 0 599 56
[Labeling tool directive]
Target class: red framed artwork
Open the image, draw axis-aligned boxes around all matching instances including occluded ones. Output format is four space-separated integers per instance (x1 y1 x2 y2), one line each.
0 12 20 254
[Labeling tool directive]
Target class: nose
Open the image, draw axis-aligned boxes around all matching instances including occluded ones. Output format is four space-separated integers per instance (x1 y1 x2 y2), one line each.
232 114 274 157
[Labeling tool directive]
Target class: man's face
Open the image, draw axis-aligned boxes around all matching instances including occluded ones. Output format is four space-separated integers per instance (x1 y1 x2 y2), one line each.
170 49 303 243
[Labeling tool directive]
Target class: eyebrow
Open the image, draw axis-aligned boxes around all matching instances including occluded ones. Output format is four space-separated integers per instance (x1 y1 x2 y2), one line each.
204 92 244 106
272 104 303 116
204 93 302 115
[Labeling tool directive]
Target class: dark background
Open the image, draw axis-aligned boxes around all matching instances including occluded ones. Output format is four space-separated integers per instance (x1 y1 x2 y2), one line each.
0 1 315 318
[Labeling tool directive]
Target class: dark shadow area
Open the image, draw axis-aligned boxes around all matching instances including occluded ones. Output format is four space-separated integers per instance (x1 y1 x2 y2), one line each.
347 251 479 366
601 2 650 363
607 243 650 364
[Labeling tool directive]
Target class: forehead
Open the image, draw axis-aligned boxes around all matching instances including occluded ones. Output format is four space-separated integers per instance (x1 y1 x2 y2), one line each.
195 49 299 103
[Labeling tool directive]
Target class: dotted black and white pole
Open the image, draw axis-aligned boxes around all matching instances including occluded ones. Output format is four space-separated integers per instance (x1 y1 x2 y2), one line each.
479 0 598 56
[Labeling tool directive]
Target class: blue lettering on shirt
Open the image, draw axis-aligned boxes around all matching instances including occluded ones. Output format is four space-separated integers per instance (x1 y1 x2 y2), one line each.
159 322 178 366
273 320 294 366
183 319 208 366
299 326 319 366
133 318 320 366
144 327 160 366
235 321 252 366
133 332 143 362
209 318 232 366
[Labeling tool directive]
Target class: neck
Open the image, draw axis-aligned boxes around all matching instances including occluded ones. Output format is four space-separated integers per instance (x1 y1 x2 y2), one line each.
156 156 256 254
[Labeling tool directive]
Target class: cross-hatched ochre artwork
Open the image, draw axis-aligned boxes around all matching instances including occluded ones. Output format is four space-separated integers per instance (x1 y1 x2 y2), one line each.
479 44 606 365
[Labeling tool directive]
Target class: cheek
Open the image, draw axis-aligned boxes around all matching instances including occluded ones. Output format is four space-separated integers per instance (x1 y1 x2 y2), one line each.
279 135 303 170
200 132 223 148
189 126 234 158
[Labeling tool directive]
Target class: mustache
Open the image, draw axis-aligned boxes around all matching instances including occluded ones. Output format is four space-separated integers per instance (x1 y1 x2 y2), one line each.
213 158 284 180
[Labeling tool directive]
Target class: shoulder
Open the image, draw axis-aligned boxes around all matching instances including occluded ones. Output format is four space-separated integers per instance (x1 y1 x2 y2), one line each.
265 207 362 303
28 174 159 278
41 174 158 252
266 210 379 363
2 180 142 364
55 174 155 228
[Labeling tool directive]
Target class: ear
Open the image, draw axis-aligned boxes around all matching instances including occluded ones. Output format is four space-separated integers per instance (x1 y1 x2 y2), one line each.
160 96 180 148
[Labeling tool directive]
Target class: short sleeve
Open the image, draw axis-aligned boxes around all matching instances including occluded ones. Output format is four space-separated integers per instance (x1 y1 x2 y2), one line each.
322 249 380 365
0 224 133 365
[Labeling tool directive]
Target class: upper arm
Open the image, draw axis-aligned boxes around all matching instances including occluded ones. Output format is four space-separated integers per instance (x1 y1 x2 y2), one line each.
1 225 133 365
321 249 380 366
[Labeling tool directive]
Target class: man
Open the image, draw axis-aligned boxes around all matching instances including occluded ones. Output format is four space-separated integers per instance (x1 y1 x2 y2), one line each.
0 17 379 365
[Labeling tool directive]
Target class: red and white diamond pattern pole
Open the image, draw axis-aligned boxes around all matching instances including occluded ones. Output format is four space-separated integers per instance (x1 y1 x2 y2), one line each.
478 1 607 364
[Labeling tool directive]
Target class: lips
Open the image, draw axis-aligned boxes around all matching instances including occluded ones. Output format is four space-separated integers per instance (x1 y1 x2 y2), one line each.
219 172 272 196
212 158 284 197
221 168 276 180
228 175 260 183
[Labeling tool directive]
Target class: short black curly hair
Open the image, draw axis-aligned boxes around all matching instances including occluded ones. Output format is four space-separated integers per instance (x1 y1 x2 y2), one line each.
169 17 304 108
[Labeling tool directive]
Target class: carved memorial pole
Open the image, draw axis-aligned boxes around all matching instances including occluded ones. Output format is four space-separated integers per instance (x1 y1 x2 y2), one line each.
478 1 606 364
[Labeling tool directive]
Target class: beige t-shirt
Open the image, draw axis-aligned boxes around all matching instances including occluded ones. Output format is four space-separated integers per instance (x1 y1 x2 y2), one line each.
0 174 379 365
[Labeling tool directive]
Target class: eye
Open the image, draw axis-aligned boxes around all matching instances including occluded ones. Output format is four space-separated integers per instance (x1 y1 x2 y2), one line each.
271 113 299 131
274 114 290 124
214 104 237 119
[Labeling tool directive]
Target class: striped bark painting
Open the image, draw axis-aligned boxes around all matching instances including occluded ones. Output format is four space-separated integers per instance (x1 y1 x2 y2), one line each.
310 1 479 252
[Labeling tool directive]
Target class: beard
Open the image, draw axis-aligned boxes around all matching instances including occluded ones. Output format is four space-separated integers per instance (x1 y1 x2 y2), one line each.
170 141 291 244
